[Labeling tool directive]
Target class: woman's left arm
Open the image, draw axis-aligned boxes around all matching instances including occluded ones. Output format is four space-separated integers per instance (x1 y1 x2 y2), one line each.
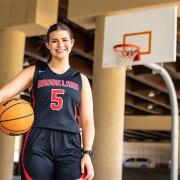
79 74 95 180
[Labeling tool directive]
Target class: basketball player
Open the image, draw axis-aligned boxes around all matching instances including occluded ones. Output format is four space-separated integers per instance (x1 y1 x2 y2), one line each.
0 23 95 180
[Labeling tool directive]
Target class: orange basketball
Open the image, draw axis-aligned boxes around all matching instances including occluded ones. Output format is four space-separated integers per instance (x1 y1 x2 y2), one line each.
0 98 34 136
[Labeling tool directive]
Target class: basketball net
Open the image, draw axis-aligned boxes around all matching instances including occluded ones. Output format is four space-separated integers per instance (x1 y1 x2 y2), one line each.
113 44 140 70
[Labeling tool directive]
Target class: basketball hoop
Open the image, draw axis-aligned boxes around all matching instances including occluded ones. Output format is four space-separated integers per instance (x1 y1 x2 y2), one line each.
113 44 140 70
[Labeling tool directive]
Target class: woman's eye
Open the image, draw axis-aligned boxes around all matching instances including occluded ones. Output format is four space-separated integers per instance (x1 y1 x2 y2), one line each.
52 40 58 43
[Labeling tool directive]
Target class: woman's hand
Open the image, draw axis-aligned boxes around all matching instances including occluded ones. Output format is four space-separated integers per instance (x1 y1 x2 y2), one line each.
80 154 94 180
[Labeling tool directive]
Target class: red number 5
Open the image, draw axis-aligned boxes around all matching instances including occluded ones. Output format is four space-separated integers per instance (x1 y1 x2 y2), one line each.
51 89 65 110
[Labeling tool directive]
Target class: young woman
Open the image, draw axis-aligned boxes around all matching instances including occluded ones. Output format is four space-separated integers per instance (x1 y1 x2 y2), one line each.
0 23 95 180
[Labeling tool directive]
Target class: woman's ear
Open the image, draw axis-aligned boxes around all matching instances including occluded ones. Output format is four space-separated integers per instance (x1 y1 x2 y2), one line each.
45 42 49 49
71 39 75 47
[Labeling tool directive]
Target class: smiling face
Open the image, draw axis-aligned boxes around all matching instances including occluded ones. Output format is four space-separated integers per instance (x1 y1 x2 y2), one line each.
46 29 74 60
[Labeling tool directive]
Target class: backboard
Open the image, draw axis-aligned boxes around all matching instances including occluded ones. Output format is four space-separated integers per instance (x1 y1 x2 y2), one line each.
102 6 177 68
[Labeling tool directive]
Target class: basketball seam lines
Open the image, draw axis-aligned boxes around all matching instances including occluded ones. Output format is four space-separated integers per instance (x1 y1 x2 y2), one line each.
0 102 30 118
0 113 34 122
0 125 30 133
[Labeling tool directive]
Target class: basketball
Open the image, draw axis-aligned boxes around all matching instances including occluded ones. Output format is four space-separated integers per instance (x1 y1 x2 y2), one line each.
0 98 34 136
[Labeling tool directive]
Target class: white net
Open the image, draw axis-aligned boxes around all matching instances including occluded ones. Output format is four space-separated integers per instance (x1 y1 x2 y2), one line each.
114 44 140 70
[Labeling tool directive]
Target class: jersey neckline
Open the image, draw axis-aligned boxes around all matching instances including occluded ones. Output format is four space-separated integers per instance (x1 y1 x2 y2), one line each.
46 63 72 76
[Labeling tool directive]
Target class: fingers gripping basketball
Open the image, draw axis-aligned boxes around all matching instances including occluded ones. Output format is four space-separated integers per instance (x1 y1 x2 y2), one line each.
0 98 34 136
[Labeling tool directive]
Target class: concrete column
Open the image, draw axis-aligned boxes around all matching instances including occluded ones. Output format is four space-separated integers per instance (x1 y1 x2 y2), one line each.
93 15 126 180
0 30 25 180
178 131 180 174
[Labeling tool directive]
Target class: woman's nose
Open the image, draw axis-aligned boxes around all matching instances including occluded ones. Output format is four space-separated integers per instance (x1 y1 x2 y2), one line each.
57 40 63 46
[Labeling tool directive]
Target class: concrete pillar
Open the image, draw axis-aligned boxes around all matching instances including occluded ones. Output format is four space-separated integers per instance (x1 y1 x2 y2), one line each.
93 15 126 180
178 131 180 174
0 30 25 180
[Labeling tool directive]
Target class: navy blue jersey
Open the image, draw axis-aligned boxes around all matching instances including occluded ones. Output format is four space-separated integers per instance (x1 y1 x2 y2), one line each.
30 63 82 133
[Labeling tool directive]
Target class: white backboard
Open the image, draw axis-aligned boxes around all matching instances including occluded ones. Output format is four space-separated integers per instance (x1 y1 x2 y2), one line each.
102 6 177 67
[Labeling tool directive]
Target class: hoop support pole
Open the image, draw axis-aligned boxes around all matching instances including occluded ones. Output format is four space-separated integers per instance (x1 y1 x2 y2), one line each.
144 63 179 180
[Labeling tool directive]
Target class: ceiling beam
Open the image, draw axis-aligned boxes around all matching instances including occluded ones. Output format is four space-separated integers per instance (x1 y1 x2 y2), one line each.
69 55 93 79
124 115 173 130
145 130 170 139
127 71 180 99
125 130 163 140
164 62 180 79
126 78 171 110
125 94 166 114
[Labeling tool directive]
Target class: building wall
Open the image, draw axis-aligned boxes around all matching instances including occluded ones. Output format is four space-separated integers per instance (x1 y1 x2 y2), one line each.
123 142 171 167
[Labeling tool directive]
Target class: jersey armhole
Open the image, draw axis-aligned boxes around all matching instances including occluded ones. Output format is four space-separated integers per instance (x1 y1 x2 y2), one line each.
79 73 84 95
29 65 39 92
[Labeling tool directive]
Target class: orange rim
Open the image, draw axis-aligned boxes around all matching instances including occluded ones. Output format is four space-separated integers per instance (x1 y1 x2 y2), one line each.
113 44 140 61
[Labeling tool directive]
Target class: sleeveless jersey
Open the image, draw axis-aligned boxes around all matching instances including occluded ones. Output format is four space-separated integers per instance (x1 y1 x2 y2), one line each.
30 63 82 133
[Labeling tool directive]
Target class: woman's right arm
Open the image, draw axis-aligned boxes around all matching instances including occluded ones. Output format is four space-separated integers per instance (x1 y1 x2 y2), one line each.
0 65 35 103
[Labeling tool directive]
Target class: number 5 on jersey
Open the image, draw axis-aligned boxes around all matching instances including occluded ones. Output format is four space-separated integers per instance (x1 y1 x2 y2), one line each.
51 89 65 110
